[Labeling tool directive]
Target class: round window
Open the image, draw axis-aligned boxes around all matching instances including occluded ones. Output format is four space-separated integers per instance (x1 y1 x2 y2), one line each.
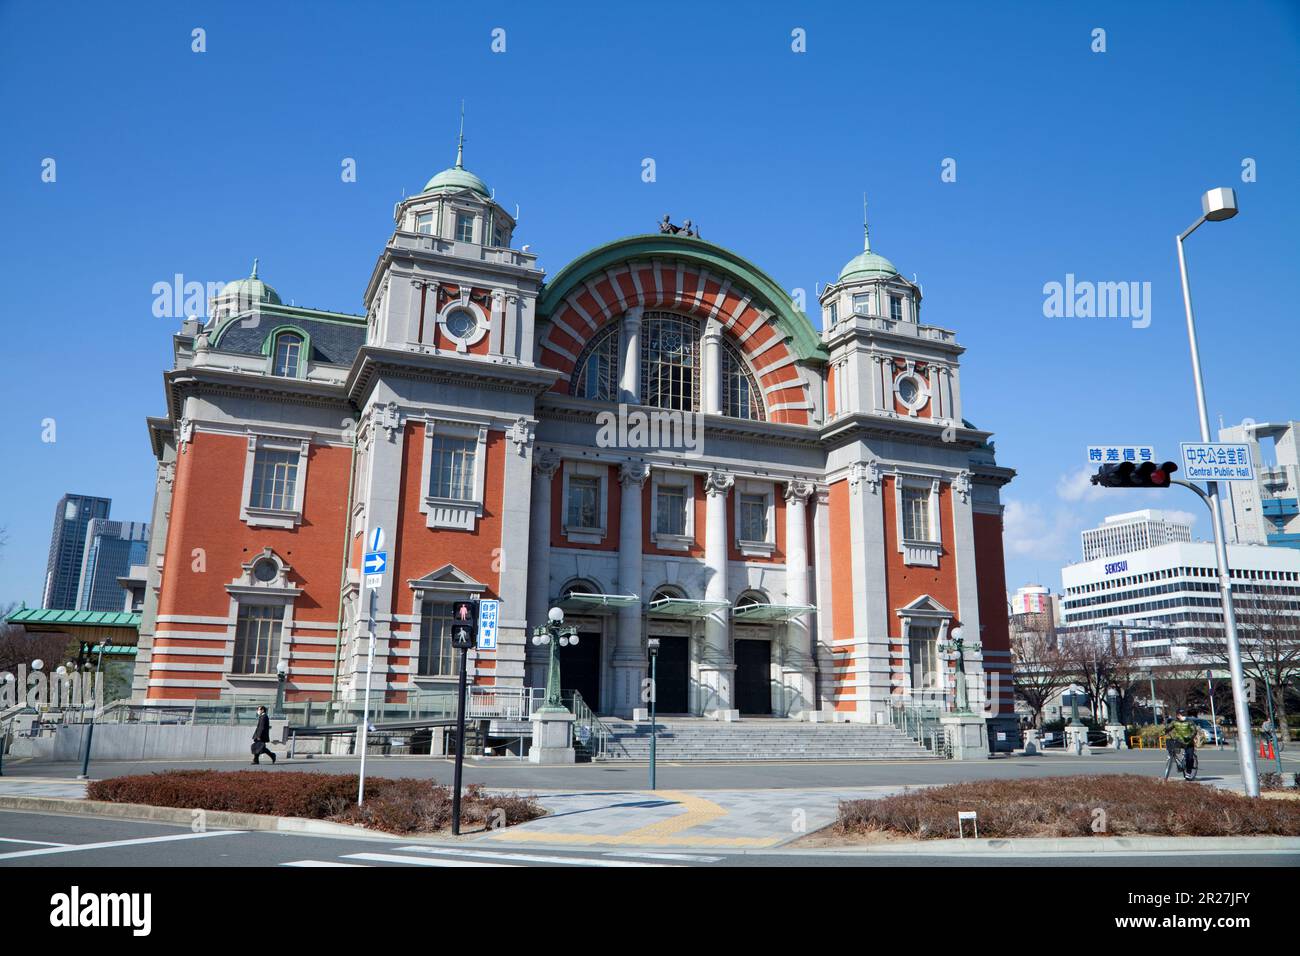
252 558 278 583
897 376 921 406
445 308 478 339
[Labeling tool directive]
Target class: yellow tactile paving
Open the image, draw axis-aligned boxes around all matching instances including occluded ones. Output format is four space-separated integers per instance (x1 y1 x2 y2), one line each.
490 790 783 848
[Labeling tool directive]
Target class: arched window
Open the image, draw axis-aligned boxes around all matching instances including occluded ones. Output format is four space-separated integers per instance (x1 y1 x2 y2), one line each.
652 585 686 603
572 324 620 400
640 312 699 411
736 590 769 609
271 333 304 378
721 339 765 420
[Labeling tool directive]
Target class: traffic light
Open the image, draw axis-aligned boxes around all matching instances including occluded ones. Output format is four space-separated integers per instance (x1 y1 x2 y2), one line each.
450 600 479 649
1091 460 1178 489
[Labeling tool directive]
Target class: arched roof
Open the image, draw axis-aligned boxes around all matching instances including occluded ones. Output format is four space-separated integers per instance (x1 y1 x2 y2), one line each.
538 234 827 362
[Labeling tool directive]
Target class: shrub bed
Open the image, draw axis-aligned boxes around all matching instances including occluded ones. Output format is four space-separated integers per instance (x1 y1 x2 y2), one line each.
87 771 544 834
835 774 1300 840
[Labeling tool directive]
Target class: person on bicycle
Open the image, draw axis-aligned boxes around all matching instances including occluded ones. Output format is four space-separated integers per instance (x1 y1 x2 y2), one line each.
1164 709 1198 779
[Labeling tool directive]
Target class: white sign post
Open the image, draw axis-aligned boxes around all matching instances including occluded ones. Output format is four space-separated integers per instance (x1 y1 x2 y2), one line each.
357 527 385 806
1087 444 1157 467
1180 442 1256 482
477 599 500 650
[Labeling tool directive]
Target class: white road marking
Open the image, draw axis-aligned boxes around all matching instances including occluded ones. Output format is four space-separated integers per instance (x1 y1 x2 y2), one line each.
342 852 513 867
0 837 68 847
394 845 677 867
282 860 369 867
604 851 724 863
0 830 241 860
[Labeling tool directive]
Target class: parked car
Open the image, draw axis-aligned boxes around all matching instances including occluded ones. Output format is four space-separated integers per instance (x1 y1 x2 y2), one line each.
1191 718 1226 745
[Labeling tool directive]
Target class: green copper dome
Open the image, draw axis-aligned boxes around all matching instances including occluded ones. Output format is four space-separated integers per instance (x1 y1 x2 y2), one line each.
221 259 281 305
838 249 899 282
421 130 490 197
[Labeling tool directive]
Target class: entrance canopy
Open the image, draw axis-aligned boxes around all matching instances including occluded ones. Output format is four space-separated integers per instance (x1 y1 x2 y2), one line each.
556 592 640 614
731 603 816 622
647 598 729 619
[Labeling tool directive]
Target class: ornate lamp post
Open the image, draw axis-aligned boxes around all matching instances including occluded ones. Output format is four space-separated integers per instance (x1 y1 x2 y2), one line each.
941 626 981 714
274 658 289 717
531 607 578 714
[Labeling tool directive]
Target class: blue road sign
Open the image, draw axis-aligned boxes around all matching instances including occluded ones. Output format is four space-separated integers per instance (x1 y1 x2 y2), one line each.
477 599 499 650
363 551 387 575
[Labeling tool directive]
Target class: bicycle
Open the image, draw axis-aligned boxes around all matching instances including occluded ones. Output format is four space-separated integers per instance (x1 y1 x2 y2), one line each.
1163 741 1198 781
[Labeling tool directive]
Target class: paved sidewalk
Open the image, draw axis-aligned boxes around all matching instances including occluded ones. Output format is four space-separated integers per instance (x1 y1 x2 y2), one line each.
476 787 908 848
0 777 88 800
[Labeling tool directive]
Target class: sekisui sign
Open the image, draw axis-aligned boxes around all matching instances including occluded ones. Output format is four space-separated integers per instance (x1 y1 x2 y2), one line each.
1180 443 1255 482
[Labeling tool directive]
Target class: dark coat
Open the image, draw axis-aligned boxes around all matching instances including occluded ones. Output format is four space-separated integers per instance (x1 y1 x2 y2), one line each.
253 713 271 743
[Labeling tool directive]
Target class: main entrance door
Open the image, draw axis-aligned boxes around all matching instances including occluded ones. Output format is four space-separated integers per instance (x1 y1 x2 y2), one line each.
563 631 601 711
650 635 689 714
734 639 771 716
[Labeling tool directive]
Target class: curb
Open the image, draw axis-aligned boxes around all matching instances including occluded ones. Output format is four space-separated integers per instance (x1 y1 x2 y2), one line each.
0 794 399 839
787 834 1300 855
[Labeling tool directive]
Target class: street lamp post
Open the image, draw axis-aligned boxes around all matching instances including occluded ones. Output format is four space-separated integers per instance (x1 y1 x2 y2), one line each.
274 659 289 718
942 626 981 714
647 638 660 790
1175 187 1259 796
531 607 578 714
78 638 110 781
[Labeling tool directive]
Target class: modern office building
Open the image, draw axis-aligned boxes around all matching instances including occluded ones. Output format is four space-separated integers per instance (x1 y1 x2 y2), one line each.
1008 583 1061 638
1080 509 1193 562
1060 541 1300 662
126 143 1015 733
42 494 111 610
76 519 150 612
1218 419 1300 550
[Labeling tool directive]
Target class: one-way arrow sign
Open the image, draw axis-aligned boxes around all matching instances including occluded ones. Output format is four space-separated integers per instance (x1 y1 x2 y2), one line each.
363 551 387 575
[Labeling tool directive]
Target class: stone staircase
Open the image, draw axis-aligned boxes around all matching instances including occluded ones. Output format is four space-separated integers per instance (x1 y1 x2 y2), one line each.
596 719 938 761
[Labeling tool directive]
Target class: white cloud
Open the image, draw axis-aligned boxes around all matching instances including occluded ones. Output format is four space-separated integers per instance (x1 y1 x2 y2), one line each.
1002 499 1082 560
1163 509 1199 532
1056 467 1106 503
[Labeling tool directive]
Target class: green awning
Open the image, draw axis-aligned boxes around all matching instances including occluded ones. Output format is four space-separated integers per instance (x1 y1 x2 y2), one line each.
5 608 141 628
647 598 729 619
731 603 816 622
557 592 640 613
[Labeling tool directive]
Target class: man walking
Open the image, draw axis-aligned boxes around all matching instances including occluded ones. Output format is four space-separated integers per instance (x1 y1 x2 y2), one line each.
252 705 277 765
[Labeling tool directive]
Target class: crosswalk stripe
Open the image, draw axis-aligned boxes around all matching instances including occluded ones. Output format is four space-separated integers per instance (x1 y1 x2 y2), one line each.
282 860 369 867
342 852 514 867
393 846 677 867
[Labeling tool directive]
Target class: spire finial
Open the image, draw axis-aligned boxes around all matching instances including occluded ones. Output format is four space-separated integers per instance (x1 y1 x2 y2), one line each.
862 193 871 252
455 100 465 169
251 257 259 279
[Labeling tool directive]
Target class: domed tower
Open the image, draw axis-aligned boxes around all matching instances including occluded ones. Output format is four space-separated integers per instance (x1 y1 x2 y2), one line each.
819 200 960 425
363 119 540 362
210 259 282 321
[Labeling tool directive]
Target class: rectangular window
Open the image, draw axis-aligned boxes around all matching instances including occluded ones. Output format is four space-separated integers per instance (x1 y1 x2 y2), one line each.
656 484 687 536
902 486 934 541
428 434 477 500
566 476 601 530
909 625 940 692
740 493 768 542
417 601 456 676
415 211 434 234
826 301 838 324
890 296 903 321
232 604 283 675
852 292 872 315
455 213 474 243
249 448 300 511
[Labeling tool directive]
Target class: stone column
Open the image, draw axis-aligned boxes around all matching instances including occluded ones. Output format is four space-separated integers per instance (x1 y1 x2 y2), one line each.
611 461 650 716
702 317 723 416
525 450 561 688
700 470 736 718
618 306 643 405
782 480 816 717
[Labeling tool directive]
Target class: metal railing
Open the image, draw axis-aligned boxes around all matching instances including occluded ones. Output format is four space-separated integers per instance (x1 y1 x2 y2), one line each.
889 699 949 757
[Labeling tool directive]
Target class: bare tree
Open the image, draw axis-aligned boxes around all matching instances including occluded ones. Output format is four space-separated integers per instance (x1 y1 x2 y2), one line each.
0 603 77 679
1210 591 1300 747
1011 628 1069 727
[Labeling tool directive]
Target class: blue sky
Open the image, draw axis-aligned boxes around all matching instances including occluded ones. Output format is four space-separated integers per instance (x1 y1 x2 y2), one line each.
1 0 1297 606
